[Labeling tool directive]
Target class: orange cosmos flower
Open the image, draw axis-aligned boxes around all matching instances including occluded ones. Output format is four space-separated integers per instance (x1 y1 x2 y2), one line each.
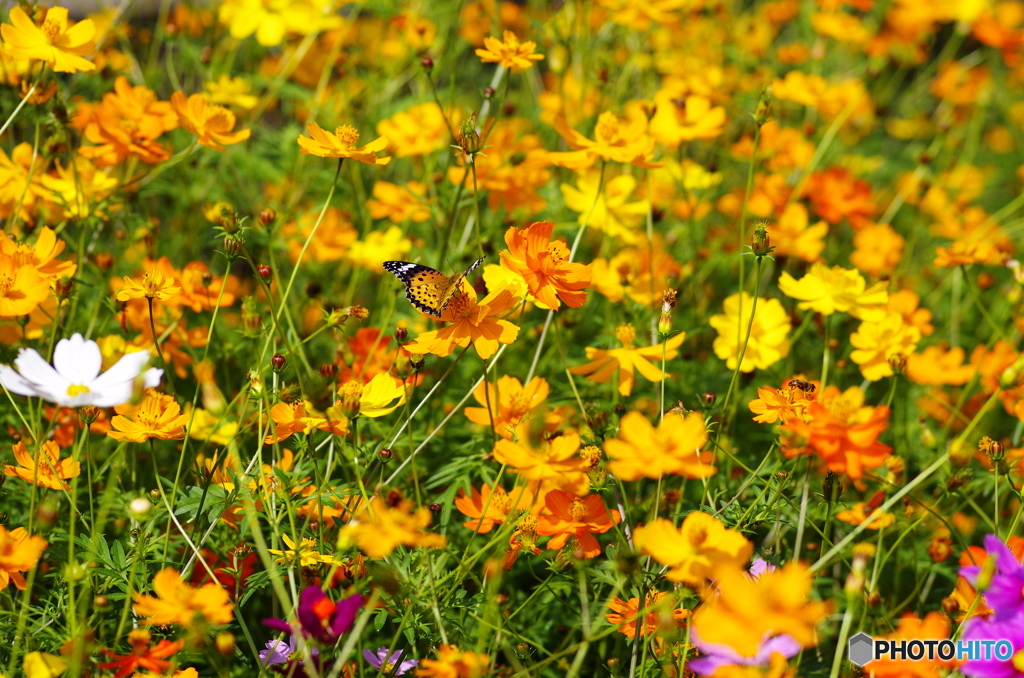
448 121 552 213
75 77 178 166
606 591 689 639
133 567 233 626
649 92 727 146
549 111 662 170
0 525 47 590
341 495 447 559
691 562 832 657
171 92 251 151
475 30 544 70
535 489 620 559
569 323 686 397
403 284 520 360
4 440 80 491
1 6 96 73
778 386 893 479
366 180 432 223
415 645 489 678
604 411 714 480
835 502 895 530
748 377 817 424
107 390 189 443
491 432 590 494
297 122 391 165
635 513 753 586
590 239 682 307
499 221 592 310
97 629 185 678
455 483 538 533
0 252 49 317
463 375 551 440
805 167 877 228
263 399 350 443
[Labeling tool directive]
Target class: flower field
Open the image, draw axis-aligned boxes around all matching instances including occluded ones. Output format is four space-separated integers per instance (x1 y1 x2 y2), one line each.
2 0 1024 676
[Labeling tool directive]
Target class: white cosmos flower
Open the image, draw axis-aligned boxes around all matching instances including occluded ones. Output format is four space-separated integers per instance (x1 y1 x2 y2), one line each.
0 333 162 407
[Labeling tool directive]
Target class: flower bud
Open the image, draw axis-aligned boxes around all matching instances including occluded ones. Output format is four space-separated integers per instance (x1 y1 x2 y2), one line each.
457 113 482 156
129 497 153 520
941 595 961 619
36 497 59 530
754 85 773 126
66 563 87 582
379 448 393 463
887 352 906 375
257 264 273 284
410 353 425 371
201 271 213 286
149 488 162 501
929 537 952 563
223 235 244 260
702 391 716 407
394 327 408 343
421 56 434 71
55 277 74 299
429 502 442 512
319 363 338 380
240 297 262 337
483 87 495 99
79 406 100 424
658 289 677 335
271 353 287 373
259 207 277 227
750 223 774 257
94 595 110 610
216 632 236 656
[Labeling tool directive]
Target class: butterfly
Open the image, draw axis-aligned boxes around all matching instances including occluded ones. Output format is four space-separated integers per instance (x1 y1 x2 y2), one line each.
383 257 485 318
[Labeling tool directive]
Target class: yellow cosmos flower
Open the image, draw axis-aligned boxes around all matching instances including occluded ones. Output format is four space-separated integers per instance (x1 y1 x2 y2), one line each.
569 324 686 397
297 122 391 165
850 312 921 381
464 375 551 440
133 567 233 626
549 111 662 170
778 262 888 320
0 252 49 318
203 74 258 110
1 6 96 73
107 390 189 443
710 292 792 373
635 513 753 586
337 372 407 418
377 103 457 158
267 534 340 567
4 440 80 491
649 92 727 146
561 171 649 243
340 496 447 559
475 30 544 70
604 411 715 481
171 92 251 151
691 561 833 657
366 181 432 223
346 226 412 271
116 269 181 302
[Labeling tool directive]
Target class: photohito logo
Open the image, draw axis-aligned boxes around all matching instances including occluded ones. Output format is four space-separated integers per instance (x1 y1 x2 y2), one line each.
848 632 1014 667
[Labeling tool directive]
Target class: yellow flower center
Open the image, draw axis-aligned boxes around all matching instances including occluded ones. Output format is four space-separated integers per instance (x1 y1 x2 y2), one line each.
10 243 35 268
334 125 360 148
580 445 601 467
0 271 13 295
595 112 622 145
491 486 511 511
568 498 587 521
339 381 363 398
142 270 168 297
615 323 636 348
66 384 91 397
1013 650 1024 672
382 662 396 673
41 15 62 42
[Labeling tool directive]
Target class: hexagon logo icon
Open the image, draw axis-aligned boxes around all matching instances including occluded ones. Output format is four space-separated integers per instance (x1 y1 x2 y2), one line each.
849 632 874 667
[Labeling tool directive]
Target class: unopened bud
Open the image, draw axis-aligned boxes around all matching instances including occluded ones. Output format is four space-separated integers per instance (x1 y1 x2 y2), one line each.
750 223 773 257
394 327 408 343
271 353 287 373
215 632 236 656
129 497 153 519
702 391 716 407
55 277 74 299
223 235 244 260
259 207 277 226
887 353 906 375
257 264 273 284
319 363 338 379
483 87 495 99
421 57 434 71
94 595 110 610
240 297 262 337
379 448 393 463
754 85 773 126
429 503 442 512
456 113 482 156
941 595 961 618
